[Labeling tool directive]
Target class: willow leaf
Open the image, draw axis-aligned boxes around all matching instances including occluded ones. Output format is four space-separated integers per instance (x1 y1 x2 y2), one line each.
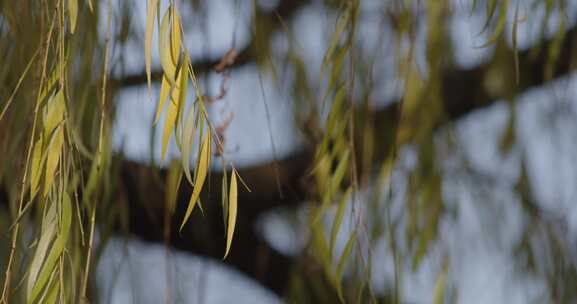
478 0 509 48
43 90 65 140
68 0 78 34
29 193 72 304
43 126 64 196
335 231 356 301
179 132 210 231
159 7 176 82
30 137 44 199
224 169 238 259
181 106 196 184
330 187 351 255
170 6 182 67
26 205 57 300
433 262 449 304
145 0 159 92
154 75 171 125
161 96 177 162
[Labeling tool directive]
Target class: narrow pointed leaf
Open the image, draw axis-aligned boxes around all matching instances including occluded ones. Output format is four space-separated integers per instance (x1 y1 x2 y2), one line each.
179 133 210 231
181 106 196 184
154 75 171 124
159 8 176 82
68 0 78 34
224 170 238 258
27 205 57 299
30 137 44 199
43 126 64 196
330 187 351 255
433 262 449 304
145 0 159 92
29 193 72 303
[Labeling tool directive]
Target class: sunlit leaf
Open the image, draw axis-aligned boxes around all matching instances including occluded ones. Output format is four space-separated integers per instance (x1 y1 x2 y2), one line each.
154 75 171 125
145 0 159 92
224 169 238 259
158 7 178 82
170 6 182 68
181 105 196 184
179 132 210 231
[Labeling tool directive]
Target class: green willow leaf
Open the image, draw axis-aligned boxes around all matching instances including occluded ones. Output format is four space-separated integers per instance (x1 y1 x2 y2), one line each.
26 204 57 300
68 0 78 34
29 193 71 303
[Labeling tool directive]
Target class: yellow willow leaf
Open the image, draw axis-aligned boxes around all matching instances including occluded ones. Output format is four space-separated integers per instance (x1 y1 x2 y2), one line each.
335 231 356 301
330 187 351 255
170 7 182 66
27 204 57 300
160 62 187 160
328 149 349 195
43 126 64 196
181 106 196 184
43 280 59 304
154 75 171 124
68 0 78 34
224 169 238 259
29 193 72 304
433 262 449 304
478 0 509 48
161 97 178 161
165 160 182 214
145 0 159 92
87 0 93 12
43 90 65 139
221 168 229 228
38 68 60 103
30 137 44 199
173 58 189 151
312 225 331 271
179 133 210 231
321 11 349 74
159 7 176 82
